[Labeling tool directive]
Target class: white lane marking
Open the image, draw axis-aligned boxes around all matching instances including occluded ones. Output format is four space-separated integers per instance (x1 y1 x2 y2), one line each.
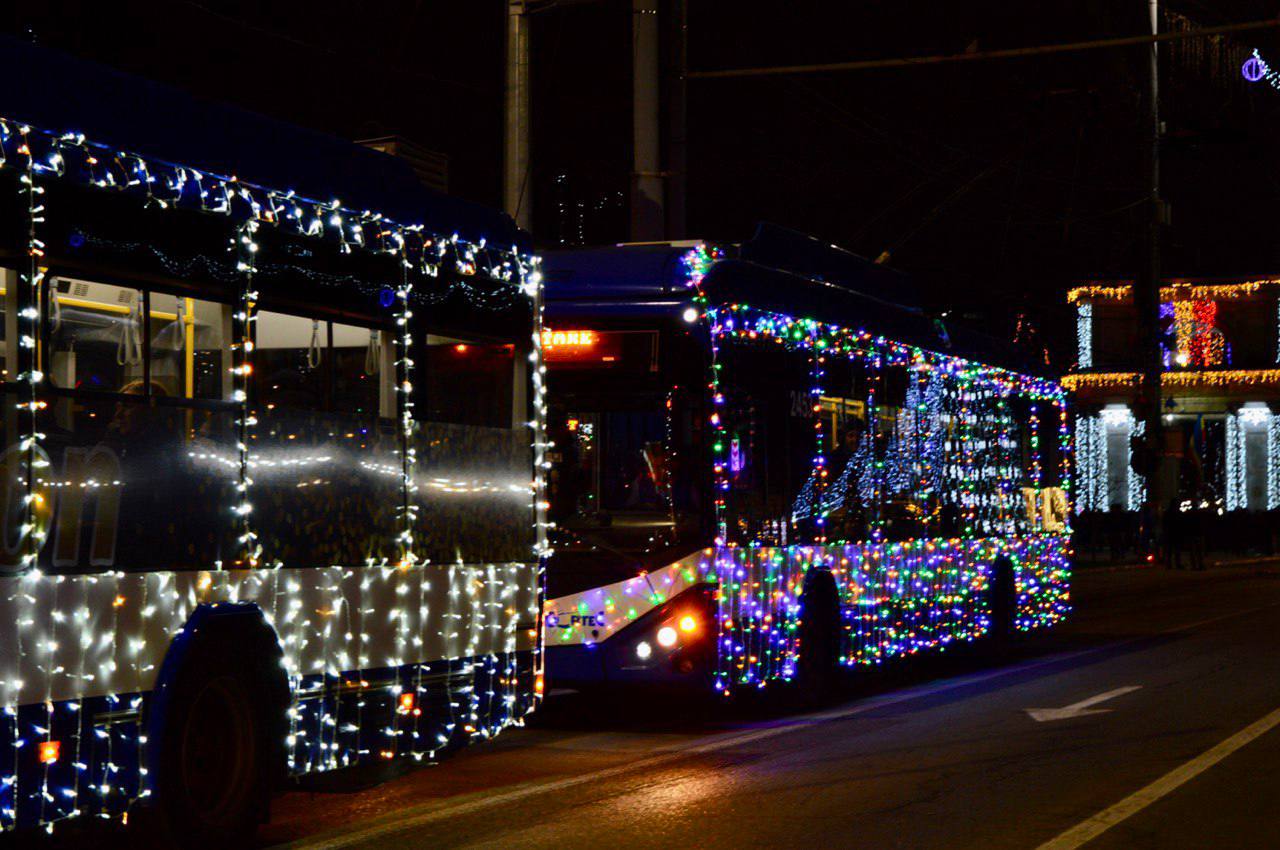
281 598 1280 850
1036 703 1280 849
1026 685 1143 722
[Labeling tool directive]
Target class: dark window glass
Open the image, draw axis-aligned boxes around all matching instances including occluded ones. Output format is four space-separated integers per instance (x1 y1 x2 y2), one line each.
718 340 817 546
253 311 399 566
332 322 387 417
421 335 515 428
412 334 533 564
254 310 327 412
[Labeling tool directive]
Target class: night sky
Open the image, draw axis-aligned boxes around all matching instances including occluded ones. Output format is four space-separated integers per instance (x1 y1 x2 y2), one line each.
7 0 1280 365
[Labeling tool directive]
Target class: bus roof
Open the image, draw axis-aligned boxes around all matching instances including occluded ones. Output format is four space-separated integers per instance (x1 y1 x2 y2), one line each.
0 33 529 255
543 224 1043 377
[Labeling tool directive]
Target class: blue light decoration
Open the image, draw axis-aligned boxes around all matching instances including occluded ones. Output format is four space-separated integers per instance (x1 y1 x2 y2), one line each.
1243 49 1280 90
679 246 1072 694
1243 52 1266 83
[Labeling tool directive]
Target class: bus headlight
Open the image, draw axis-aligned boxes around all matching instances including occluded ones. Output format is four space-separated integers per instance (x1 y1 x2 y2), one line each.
636 640 652 660
679 615 698 633
657 626 678 648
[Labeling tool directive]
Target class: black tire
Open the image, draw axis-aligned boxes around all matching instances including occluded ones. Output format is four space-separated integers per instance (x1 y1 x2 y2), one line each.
989 555 1016 641
797 569 841 704
154 637 272 847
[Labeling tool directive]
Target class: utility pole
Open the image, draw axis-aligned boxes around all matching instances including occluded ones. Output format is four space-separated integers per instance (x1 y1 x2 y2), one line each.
664 0 688 240
504 0 532 231
1135 0 1165 512
631 0 666 241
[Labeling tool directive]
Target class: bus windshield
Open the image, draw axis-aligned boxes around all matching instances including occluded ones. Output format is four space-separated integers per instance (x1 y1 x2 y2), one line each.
545 330 709 592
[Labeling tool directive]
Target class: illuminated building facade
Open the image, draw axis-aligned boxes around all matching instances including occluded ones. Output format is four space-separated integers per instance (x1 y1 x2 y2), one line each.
1066 279 1280 525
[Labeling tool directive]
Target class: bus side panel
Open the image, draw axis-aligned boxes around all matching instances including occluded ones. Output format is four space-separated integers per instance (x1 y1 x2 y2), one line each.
711 537 1072 690
1012 535 1074 631
0 561 540 832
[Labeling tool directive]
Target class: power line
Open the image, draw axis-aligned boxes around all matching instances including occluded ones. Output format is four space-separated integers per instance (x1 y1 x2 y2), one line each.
689 17 1279 79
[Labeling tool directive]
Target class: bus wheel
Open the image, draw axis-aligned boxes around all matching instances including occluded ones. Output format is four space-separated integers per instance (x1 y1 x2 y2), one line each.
156 643 270 846
797 569 841 705
989 556 1017 642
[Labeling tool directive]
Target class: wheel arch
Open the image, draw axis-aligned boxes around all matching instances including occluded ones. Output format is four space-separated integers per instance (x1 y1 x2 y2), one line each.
146 602 292 792
797 564 841 699
800 564 840 612
990 553 1018 636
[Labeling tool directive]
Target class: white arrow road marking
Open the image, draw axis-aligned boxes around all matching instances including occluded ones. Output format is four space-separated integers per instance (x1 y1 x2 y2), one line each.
1026 685 1142 722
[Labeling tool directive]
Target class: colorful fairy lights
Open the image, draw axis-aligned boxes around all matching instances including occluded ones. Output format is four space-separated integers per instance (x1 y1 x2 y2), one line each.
680 247 1071 693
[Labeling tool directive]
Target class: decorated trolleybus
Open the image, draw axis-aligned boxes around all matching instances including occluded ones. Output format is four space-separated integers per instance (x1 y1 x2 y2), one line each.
542 226 1070 694
0 40 547 838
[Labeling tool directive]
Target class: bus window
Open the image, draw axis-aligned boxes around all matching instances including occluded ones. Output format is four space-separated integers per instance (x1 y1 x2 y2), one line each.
817 355 875 542
869 364 926 541
553 409 668 520
413 333 533 565
48 278 145 394
0 270 24 570
254 310 328 411
253 310 399 567
148 292 232 400
543 362 706 592
923 373 1032 539
332 321 391 418
717 340 818 546
421 335 515 428
818 358 966 542
34 277 240 574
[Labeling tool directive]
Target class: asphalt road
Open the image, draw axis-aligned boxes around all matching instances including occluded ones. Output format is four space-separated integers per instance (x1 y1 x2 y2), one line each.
243 562 1280 850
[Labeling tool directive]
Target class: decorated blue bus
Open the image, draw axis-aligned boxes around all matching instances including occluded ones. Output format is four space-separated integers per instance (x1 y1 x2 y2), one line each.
542 226 1070 695
0 38 547 839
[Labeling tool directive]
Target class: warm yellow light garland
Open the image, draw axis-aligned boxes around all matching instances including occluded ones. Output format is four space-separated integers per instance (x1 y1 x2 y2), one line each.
1063 369 1280 391
1067 278 1280 304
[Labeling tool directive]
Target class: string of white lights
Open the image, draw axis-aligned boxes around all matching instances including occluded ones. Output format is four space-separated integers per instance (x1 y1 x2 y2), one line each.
232 220 261 567
0 111 549 832
1270 413 1280 510
1077 302 1093 369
